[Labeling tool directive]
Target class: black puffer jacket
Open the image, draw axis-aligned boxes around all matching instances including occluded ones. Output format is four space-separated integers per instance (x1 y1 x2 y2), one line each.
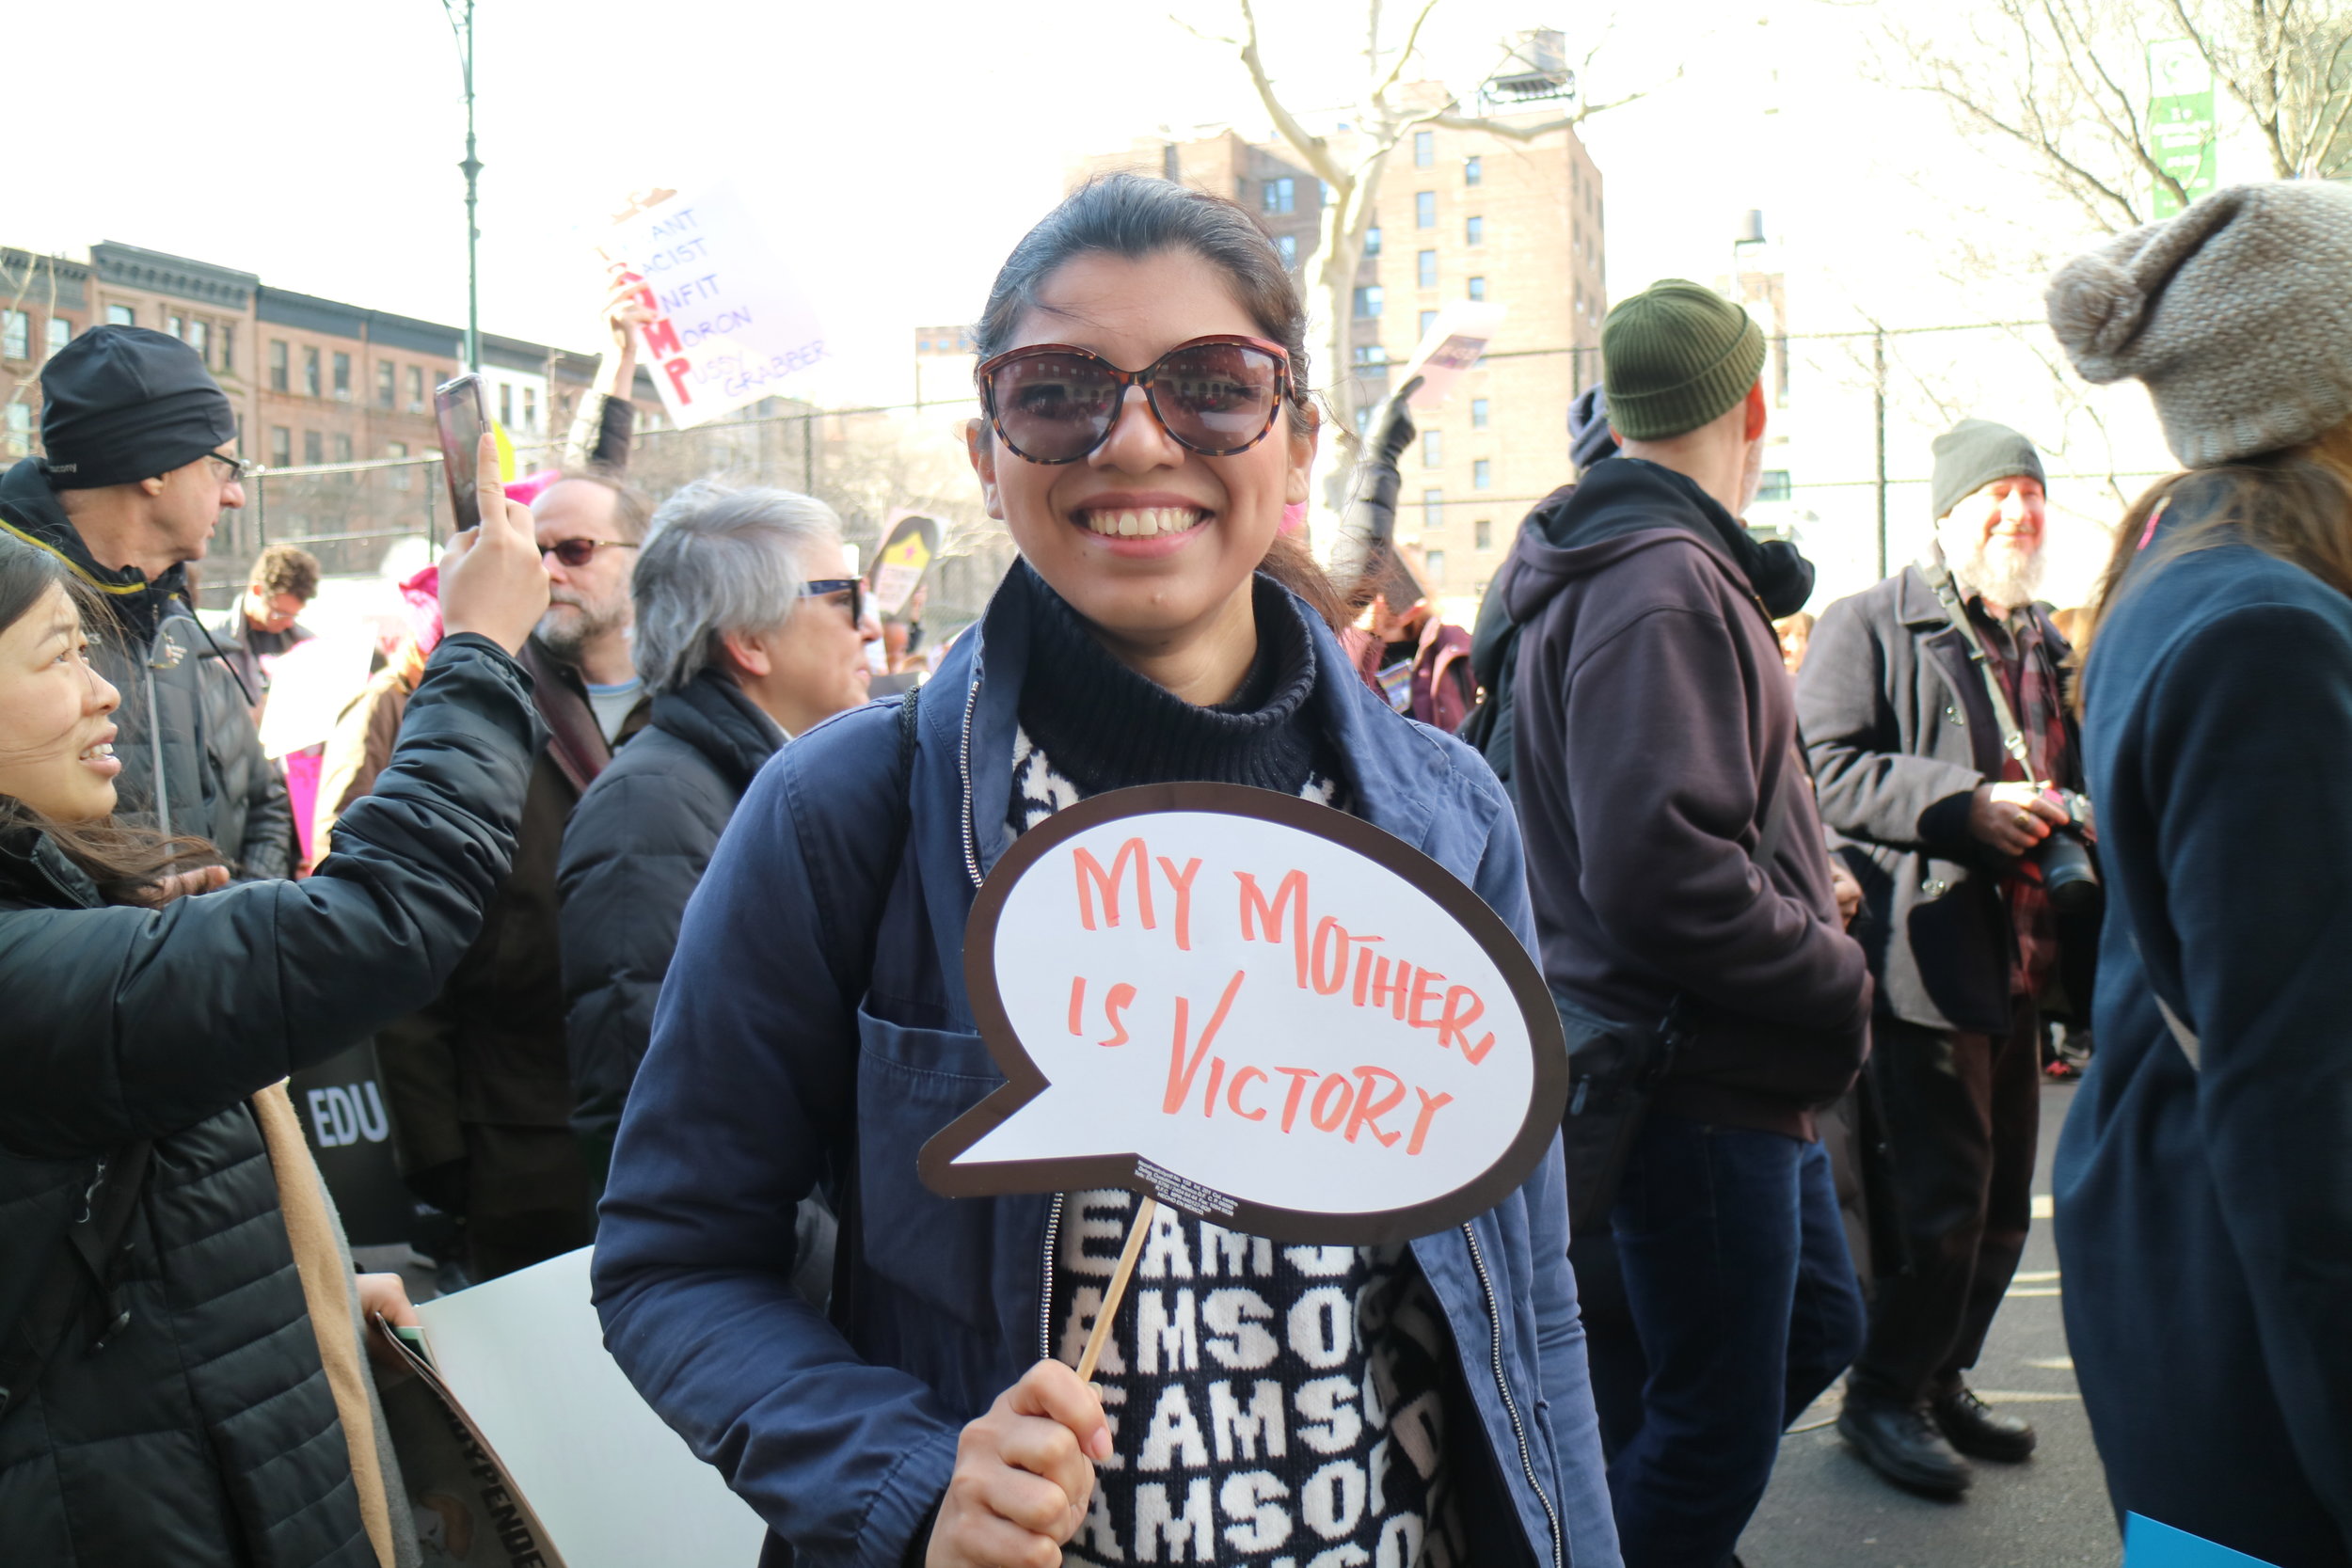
557 669 782 1189
0 634 541 1567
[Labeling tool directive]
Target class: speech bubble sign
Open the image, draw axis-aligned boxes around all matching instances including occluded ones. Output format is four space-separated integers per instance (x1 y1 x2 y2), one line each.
919 784 1566 1243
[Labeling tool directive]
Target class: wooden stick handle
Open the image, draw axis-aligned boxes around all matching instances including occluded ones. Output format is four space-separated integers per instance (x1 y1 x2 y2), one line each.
1074 1195 1156 1385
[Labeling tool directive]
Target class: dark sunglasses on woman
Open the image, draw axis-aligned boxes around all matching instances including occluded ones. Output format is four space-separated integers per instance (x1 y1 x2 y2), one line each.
975 334 1301 465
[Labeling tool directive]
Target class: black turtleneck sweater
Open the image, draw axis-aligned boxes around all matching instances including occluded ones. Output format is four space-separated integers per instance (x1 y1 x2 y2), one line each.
1008 562 1339 832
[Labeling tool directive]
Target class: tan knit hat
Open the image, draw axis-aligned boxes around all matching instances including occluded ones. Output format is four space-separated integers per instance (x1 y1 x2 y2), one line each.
2046 181 2352 467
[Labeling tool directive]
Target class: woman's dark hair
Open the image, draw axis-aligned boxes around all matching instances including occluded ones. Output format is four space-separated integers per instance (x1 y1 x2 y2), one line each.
0 536 223 905
2074 419 2352 710
976 173 1351 629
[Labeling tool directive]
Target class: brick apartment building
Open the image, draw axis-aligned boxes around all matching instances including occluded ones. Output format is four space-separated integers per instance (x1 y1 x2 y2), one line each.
1076 107 1607 604
1 239 665 602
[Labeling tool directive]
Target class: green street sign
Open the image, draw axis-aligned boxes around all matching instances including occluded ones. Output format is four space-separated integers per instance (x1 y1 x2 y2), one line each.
2149 40 2217 217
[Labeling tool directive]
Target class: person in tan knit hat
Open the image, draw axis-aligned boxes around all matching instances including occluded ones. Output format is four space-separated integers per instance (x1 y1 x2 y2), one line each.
2046 180 2352 1567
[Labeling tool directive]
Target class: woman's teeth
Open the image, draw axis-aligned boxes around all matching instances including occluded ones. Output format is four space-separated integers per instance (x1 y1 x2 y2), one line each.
1082 507 1201 537
80 741 114 761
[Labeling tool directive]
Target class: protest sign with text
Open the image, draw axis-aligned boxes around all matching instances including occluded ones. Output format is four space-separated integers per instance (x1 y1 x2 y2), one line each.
596 184 825 428
920 784 1566 1245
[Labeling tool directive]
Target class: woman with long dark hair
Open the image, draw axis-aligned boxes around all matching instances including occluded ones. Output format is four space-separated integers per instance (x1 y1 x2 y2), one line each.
2048 181 2352 1566
594 175 1618 1568
0 439 549 1567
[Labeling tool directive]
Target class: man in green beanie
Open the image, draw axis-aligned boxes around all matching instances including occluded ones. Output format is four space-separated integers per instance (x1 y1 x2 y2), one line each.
1492 278 1871 1565
1797 416 2087 1496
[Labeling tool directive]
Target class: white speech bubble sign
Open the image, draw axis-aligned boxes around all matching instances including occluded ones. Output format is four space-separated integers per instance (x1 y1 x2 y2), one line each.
920 784 1567 1243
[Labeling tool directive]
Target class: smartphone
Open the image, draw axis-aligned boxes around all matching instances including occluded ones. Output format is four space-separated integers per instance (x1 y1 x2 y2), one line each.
433 373 491 532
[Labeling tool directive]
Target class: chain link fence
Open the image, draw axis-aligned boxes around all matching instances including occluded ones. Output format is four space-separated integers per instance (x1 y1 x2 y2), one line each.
202 320 2173 627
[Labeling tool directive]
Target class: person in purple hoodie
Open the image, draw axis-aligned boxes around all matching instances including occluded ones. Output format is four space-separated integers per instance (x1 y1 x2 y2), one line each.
1492 279 1872 1567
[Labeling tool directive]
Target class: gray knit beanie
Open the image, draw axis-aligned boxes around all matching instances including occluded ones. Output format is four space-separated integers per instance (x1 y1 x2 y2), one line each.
1931 419 2046 520
2046 181 2352 467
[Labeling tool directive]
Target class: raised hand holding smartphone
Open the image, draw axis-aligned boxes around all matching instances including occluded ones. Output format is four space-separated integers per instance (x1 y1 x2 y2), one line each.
434 373 491 532
439 430 548 655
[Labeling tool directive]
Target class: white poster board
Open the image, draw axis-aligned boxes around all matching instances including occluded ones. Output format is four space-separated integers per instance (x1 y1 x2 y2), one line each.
923 784 1567 1243
255 633 377 760
415 1247 768 1568
1396 301 1509 410
596 184 826 428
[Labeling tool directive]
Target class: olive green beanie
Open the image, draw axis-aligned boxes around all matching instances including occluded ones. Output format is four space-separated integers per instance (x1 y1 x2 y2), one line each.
1601 279 1767 440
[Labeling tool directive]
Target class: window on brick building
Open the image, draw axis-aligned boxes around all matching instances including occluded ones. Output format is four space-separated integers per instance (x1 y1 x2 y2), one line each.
105 304 134 326
1465 155 1482 186
1364 226 1381 257
2 311 27 361
189 321 210 364
1474 458 1491 489
1419 309 1438 339
303 430 323 466
1415 191 1436 228
377 362 395 408
167 314 187 341
1466 214 1484 245
1422 488 1443 530
1261 176 1295 214
5 404 29 456
1417 250 1438 289
269 426 292 467
269 340 289 391
1471 397 1489 429
332 352 351 399
1425 549 1446 581
407 367 424 412
303 347 321 398
45 318 72 359
1422 430 1442 467
218 325 234 373
1414 131 1434 167
524 387 538 430
333 433 353 463
1353 285 1383 319
1277 234 1297 268
1352 344 1388 367
1475 518 1493 550
1759 469 1793 502
389 439 411 490
1468 276 1486 302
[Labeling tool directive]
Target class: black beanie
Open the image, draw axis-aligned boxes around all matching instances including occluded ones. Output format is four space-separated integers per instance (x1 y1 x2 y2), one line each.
40 325 238 491
1930 418 2045 521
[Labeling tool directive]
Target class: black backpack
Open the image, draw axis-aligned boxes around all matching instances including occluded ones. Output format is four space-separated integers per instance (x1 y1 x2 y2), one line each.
1456 591 1527 805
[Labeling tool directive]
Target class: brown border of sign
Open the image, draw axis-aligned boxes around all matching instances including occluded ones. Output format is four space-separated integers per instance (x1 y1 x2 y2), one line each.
916 783 1568 1244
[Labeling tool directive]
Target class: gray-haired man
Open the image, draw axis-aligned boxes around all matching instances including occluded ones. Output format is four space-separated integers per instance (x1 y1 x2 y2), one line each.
557 481 878 1199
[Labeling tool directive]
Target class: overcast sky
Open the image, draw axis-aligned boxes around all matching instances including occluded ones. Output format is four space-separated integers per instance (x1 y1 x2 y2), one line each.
24 0 2025 394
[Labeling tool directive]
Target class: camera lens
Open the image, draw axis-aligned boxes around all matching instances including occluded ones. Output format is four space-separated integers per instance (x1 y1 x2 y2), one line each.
2036 830 2102 916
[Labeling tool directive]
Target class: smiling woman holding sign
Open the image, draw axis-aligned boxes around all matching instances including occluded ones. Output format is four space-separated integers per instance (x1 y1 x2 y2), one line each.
594 176 1619 1568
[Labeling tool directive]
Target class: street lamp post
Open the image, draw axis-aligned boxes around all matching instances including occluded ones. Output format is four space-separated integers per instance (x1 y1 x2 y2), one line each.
443 0 482 373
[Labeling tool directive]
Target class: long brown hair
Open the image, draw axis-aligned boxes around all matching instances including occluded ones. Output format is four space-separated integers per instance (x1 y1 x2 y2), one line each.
0 535 223 906
974 173 1354 627
2075 419 2352 693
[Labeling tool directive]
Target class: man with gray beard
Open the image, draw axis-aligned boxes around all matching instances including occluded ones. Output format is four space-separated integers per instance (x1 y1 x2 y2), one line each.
373 468 652 1282
1796 418 2090 1496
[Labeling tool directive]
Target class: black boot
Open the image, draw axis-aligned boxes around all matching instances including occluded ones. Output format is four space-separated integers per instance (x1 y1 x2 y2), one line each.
1836 1386 1973 1496
1931 1383 2037 1462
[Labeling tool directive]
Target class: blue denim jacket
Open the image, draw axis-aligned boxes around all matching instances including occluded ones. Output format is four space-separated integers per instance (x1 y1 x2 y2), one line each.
593 575 1621 1568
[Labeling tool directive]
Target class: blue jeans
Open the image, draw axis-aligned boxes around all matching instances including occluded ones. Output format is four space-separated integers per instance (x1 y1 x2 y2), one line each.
1605 1114 1866 1568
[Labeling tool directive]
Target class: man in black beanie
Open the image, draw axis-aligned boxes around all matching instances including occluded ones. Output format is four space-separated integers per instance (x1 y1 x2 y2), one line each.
0 325 291 874
1797 416 2088 1495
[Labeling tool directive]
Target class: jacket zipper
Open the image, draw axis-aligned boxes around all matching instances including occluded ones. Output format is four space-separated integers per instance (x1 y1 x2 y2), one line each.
1462 1222 1565 1568
956 638 1062 1359
1038 1192 1065 1361
143 666 170 836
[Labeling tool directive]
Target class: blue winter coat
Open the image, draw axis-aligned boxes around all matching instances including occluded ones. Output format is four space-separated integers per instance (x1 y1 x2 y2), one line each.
592 573 1621 1568
2057 494 2352 1566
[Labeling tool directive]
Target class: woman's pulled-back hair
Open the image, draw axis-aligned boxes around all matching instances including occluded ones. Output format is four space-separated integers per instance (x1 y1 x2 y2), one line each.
0 536 222 905
976 173 1349 628
2075 419 2352 703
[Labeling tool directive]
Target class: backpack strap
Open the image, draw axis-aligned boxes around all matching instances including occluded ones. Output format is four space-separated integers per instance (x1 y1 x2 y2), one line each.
0 1139 152 1424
